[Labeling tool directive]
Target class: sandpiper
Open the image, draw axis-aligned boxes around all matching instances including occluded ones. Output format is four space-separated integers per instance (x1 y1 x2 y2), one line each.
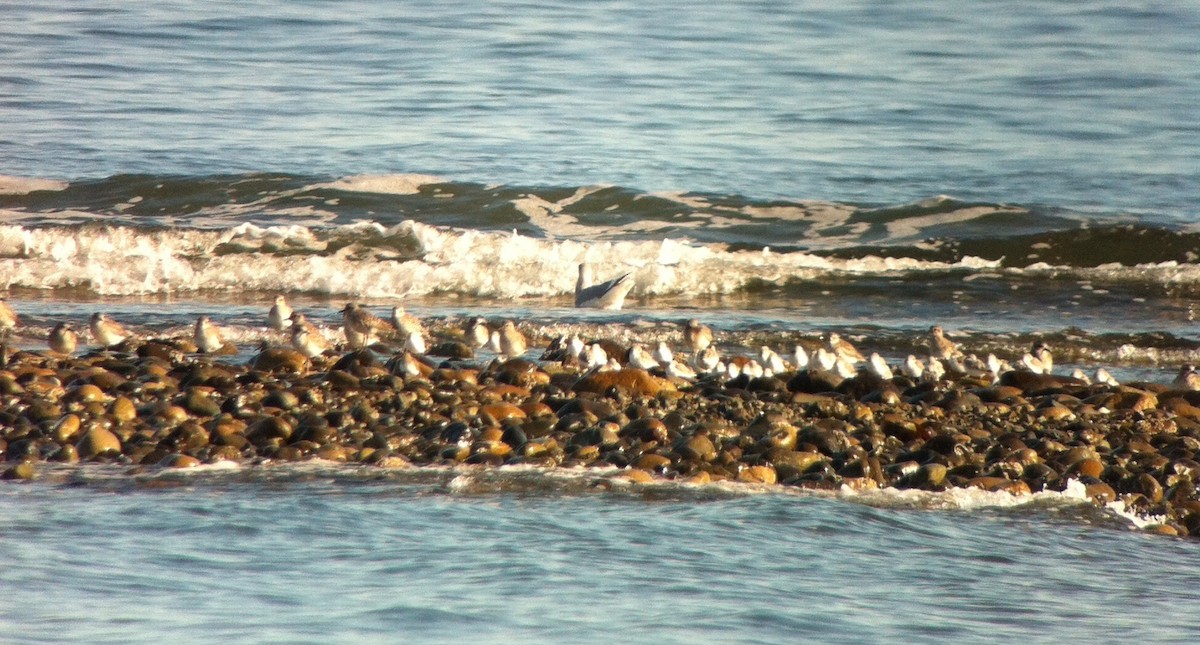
48 322 77 355
928 325 960 359
391 306 424 337
792 345 809 370
194 316 225 353
466 317 491 349
867 353 894 380
575 263 635 310
827 332 865 364
652 341 673 366
1174 365 1200 391
89 312 131 348
341 303 389 349
1021 341 1053 374
627 344 660 370
683 319 713 354
901 355 925 380
760 346 786 375
497 320 527 359
289 314 329 358
403 329 427 355
268 295 293 332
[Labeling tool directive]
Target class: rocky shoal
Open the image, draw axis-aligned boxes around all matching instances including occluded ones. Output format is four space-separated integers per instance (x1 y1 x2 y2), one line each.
3 338 1200 538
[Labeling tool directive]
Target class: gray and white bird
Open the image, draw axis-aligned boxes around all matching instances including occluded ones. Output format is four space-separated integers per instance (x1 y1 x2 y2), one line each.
465 317 491 349
194 316 225 353
827 332 865 364
652 341 674 366
627 344 660 371
1174 365 1200 391
928 325 960 360
575 263 635 310
89 312 131 348
289 315 329 359
341 303 389 349
268 295 293 332
0 297 17 335
901 355 925 380
1021 341 1054 374
49 322 77 355
867 352 894 380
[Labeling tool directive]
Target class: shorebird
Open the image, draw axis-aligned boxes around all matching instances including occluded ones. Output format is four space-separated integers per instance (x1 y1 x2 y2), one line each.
48 322 77 355
683 319 713 354
1021 341 1054 374
760 346 787 375
403 329 427 355
194 316 225 353
827 333 865 364
584 343 608 369
901 355 925 380
465 317 490 349
1094 368 1118 387
627 344 660 371
89 312 131 348
792 345 809 371
1071 369 1092 385
1174 365 1200 391
268 295 293 332
341 303 389 349
290 317 329 358
928 325 960 359
813 347 838 373
652 341 673 366
867 353 894 380
497 320 527 359
0 297 17 335
666 359 697 380
390 306 424 337
693 345 721 374
924 357 946 382
575 263 635 310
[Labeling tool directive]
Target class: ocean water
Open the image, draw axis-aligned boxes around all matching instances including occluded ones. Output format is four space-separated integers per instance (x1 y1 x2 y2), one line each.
3 0 1200 641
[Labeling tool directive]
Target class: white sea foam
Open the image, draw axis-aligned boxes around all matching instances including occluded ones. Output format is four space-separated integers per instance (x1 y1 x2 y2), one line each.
0 175 69 195
307 173 447 195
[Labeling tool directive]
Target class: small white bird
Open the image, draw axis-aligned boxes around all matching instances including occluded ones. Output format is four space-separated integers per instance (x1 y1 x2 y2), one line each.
901 355 925 380
497 321 527 360
792 345 809 371
1094 367 1119 387
289 314 330 358
867 353 894 380
814 347 838 373
403 329 427 355
925 357 946 382
760 346 787 375
466 317 491 349
833 356 857 379
575 263 635 310
341 303 389 349
89 312 131 348
1071 368 1092 385
693 345 721 374
585 343 609 369
742 360 765 379
666 359 698 380
627 344 660 370
986 353 1011 380
567 334 587 361
683 319 713 354
652 341 674 365
49 322 77 355
1021 342 1054 374
194 316 225 353
268 295 293 332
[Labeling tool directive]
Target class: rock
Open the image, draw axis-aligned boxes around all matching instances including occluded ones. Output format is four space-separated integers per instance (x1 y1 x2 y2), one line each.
76 426 122 459
737 465 778 485
678 434 717 462
574 368 676 398
160 453 202 469
2 462 35 480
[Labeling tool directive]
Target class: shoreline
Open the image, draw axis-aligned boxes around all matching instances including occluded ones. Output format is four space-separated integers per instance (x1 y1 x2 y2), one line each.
2 337 1198 538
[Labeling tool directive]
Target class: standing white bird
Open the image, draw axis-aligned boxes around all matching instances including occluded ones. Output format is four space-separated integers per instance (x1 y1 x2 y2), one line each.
1094 368 1119 387
290 318 329 358
925 357 946 382
814 347 838 372
627 344 660 370
1021 341 1054 374
390 306 424 337
867 353 894 380
585 343 608 369
792 345 810 371
194 316 225 353
901 355 925 380
89 312 131 348
666 359 698 381
652 341 674 365
403 329 427 355
575 263 635 310
268 295 293 332
694 345 721 374
760 346 787 375
466 317 491 349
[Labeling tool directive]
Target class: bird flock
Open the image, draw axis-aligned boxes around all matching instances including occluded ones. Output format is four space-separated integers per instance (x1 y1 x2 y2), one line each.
4 288 1200 392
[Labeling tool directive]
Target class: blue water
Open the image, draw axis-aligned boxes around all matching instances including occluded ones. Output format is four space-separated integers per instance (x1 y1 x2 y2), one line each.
3 475 1199 644
4 1 1200 641
2 1 1197 216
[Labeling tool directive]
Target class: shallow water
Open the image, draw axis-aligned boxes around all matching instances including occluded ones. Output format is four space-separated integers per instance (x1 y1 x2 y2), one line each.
2 0 1199 641
3 468 1199 644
